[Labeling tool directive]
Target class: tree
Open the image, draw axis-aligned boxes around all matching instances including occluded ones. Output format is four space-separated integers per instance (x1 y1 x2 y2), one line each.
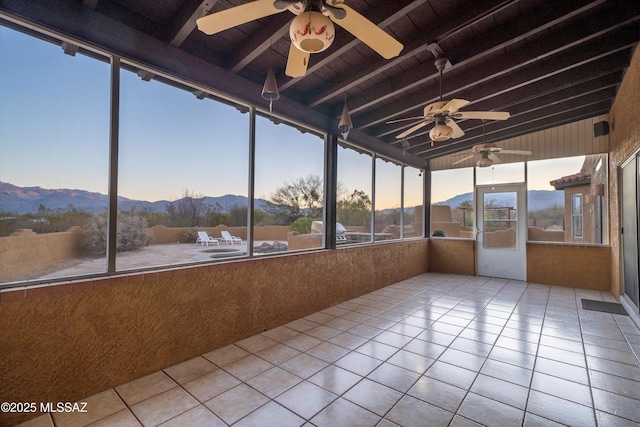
266 175 324 225
166 189 206 227
337 189 371 227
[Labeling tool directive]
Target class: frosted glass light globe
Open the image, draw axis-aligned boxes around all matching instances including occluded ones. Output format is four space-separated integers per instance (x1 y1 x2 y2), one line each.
290 11 335 53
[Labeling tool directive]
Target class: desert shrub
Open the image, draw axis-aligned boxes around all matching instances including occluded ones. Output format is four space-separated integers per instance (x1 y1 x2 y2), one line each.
85 211 154 254
181 228 199 243
290 217 314 234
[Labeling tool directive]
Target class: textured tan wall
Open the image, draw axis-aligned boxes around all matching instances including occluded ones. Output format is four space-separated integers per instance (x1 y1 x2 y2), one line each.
527 243 611 290
608 45 640 298
0 228 85 281
0 239 428 426
428 238 475 275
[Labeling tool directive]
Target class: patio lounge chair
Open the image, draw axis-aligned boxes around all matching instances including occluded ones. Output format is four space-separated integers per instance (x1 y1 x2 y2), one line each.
196 231 219 246
220 230 242 245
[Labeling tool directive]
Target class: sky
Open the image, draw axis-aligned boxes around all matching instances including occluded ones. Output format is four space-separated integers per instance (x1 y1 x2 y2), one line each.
0 24 585 210
0 25 410 209
431 156 586 203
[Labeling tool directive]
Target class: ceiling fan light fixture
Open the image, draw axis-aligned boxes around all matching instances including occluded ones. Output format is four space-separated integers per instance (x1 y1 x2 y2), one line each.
290 11 335 53
429 124 453 141
476 154 493 168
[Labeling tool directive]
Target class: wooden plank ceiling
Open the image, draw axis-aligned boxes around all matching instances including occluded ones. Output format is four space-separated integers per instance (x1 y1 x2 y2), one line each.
1 0 638 167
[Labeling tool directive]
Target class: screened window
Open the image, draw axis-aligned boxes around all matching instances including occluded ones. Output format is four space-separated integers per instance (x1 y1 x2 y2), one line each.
527 154 607 244
403 166 424 238
117 66 250 269
0 26 110 284
337 145 372 245
254 114 324 253
430 168 474 238
374 158 401 240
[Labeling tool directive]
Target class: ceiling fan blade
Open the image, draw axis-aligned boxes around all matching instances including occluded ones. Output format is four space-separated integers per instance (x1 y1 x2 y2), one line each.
330 5 403 59
448 120 465 138
196 0 285 35
396 121 428 139
285 43 310 77
386 116 424 124
489 153 502 163
500 149 532 155
452 154 475 165
441 99 470 113
456 111 510 120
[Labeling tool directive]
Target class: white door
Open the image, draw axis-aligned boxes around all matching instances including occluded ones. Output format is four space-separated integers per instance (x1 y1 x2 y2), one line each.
476 184 527 280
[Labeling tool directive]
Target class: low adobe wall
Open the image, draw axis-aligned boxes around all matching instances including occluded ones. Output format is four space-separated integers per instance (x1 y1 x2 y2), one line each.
0 239 429 426
428 238 476 276
0 226 294 281
0 228 85 282
527 243 611 290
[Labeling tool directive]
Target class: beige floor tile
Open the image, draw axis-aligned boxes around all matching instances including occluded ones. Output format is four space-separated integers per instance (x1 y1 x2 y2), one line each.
310 397 380 427
308 365 362 395
306 341 350 363
115 371 177 406
51 389 126 427
275 381 337 419
255 343 301 365
280 353 329 379
204 384 269 425
163 356 216 384
261 326 301 342
130 387 199 427
15 413 54 427
203 344 250 367
87 409 141 427
343 378 403 416
157 405 225 427
245 366 302 398
385 395 454 427
223 354 274 381
235 334 277 353
182 368 241 402
233 401 304 427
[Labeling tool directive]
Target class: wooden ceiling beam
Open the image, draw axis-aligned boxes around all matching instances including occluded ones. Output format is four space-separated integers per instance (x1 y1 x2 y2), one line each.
278 0 425 93
306 0 515 108
168 0 218 47
228 14 291 73
355 23 638 133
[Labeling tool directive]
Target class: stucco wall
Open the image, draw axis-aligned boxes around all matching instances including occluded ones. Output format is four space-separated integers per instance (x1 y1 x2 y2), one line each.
608 45 640 298
527 243 611 290
0 239 428 426
428 238 476 276
0 228 85 281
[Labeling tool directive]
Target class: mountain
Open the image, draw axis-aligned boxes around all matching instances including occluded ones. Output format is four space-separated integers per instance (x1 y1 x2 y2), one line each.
436 190 564 211
0 182 270 214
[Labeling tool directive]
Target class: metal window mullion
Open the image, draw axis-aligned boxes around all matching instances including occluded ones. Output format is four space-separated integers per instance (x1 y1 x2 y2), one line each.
106 56 120 273
424 162 431 238
371 154 376 243
324 133 338 249
400 165 405 239
247 106 256 256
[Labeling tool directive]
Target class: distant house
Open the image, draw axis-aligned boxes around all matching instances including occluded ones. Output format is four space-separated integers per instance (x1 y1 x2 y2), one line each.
550 155 607 244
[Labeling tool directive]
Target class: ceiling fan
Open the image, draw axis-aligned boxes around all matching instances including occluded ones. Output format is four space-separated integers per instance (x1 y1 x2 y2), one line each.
196 0 404 78
452 143 532 168
388 57 510 143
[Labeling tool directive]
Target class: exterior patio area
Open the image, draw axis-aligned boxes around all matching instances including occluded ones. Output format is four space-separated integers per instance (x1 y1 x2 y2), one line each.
18 273 640 426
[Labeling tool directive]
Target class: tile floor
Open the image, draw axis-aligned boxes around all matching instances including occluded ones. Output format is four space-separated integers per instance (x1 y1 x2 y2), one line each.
19 273 640 427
